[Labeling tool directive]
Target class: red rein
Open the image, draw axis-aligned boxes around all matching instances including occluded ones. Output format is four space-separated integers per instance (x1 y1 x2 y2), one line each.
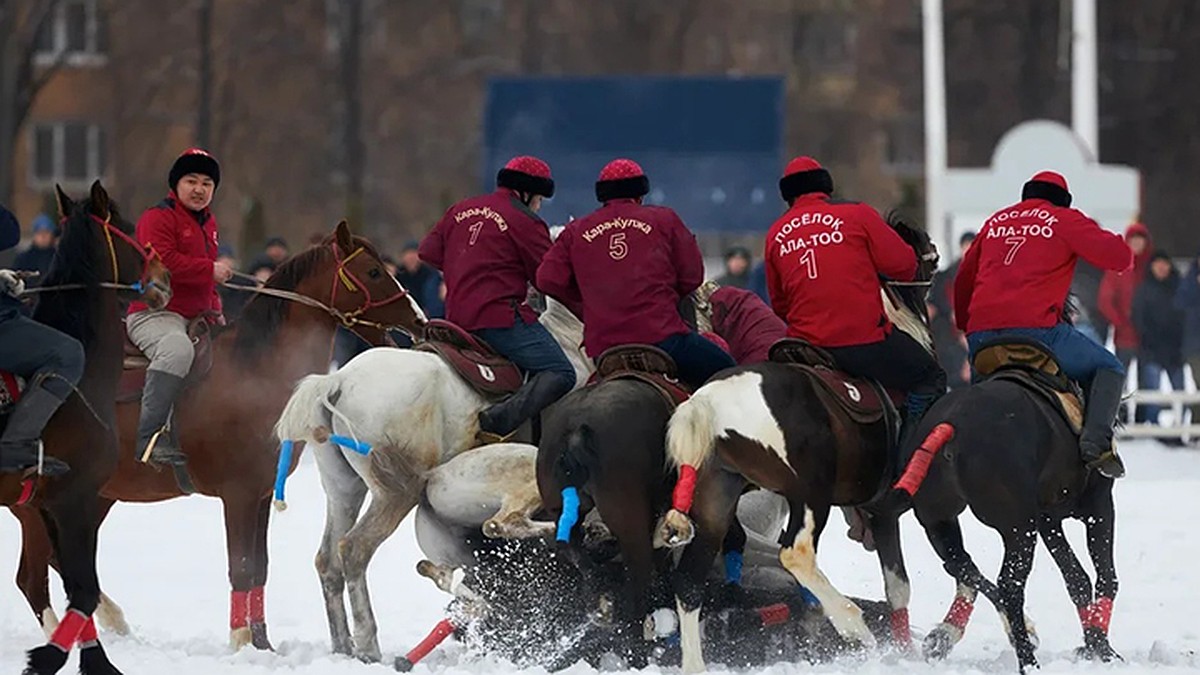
672 464 698 513
893 423 955 496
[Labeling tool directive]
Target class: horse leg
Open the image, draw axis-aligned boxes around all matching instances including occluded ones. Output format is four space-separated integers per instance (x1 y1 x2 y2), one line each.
1037 515 1096 651
315 444 369 656
869 510 913 651
720 513 747 585
672 467 744 675
918 516 1003 660
778 500 875 648
340 484 419 662
482 481 553 539
996 524 1039 672
597 490 657 667
12 504 57 636
1080 485 1121 661
222 493 263 651
247 495 273 650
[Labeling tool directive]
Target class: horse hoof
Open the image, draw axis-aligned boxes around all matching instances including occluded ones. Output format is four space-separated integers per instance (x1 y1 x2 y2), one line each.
481 519 504 539
230 626 252 651
922 625 956 661
79 644 124 675
1077 629 1121 663
24 645 69 675
655 510 695 549
250 622 274 651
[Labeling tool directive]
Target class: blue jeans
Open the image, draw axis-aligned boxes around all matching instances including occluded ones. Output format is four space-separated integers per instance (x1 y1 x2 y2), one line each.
967 323 1124 386
475 316 576 385
1138 360 1186 423
657 331 737 390
0 310 85 400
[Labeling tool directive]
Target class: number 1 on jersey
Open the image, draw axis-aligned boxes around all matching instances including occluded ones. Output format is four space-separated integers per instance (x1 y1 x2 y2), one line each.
799 248 818 279
468 221 483 246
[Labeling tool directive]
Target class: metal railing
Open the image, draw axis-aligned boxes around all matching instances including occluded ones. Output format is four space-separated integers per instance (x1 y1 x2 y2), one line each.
1119 390 1200 440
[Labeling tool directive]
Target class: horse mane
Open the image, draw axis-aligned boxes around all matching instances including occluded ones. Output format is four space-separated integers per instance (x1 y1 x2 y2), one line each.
881 210 936 355
32 199 133 345
230 234 381 362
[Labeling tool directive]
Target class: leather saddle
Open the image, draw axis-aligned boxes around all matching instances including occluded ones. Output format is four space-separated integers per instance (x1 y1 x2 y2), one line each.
414 319 524 397
973 337 1084 434
118 315 216 403
590 344 691 410
768 338 892 426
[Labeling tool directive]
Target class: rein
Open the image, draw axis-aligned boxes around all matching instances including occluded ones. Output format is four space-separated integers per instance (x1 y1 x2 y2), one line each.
19 213 164 297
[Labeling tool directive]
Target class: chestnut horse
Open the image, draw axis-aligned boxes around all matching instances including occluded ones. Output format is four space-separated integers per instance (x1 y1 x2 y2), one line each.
11 220 426 659
8 182 172 675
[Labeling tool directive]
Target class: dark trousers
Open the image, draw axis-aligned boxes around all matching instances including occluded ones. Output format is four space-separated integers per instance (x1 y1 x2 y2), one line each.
825 330 947 418
0 310 84 399
657 331 738 390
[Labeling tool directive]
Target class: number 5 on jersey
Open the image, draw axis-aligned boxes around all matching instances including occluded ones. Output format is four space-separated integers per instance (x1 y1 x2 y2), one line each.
609 232 628 260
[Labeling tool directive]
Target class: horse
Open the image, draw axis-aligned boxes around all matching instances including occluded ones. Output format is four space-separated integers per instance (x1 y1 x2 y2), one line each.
271 296 589 662
10 220 426 658
890 338 1120 672
654 213 940 673
7 182 172 675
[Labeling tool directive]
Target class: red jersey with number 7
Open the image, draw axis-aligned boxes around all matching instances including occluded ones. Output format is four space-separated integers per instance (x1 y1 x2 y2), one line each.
954 198 1132 334
536 199 704 356
419 188 552 330
765 194 917 347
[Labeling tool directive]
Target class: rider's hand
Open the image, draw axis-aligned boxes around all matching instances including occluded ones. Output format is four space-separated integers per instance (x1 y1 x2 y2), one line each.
213 261 234 283
0 269 25 298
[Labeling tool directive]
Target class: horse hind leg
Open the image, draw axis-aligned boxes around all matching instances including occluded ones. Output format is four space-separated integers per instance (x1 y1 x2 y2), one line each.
1038 515 1098 654
869 510 914 652
314 442 369 656
919 516 1007 660
1079 486 1121 662
778 502 875 649
997 525 1040 672
481 481 553 540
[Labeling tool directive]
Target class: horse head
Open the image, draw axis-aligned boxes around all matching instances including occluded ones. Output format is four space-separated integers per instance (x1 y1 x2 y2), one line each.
883 210 938 352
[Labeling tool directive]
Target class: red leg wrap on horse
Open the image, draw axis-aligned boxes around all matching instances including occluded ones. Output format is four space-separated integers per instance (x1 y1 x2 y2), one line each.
77 616 98 648
944 594 974 631
49 609 88 652
893 423 955 496
404 618 455 665
230 590 250 629
890 608 912 645
672 464 698 513
249 586 266 624
1086 597 1114 633
757 603 790 627
17 478 35 506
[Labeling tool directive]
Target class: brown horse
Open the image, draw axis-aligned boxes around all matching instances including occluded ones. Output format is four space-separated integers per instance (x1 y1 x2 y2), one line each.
8 182 172 675
11 220 427 658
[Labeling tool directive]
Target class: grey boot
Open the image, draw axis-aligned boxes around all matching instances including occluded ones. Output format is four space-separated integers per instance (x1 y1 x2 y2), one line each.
0 386 71 476
1080 369 1126 479
135 370 188 467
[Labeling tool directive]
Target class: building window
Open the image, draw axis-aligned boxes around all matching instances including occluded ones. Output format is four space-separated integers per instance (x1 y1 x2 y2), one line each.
29 122 107 186
34 1 107 66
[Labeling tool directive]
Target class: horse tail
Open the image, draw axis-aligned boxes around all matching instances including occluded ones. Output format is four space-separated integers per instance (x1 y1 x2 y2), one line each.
893 423 956 497
666 394 718 472
274 372 342 443
556 424 598 489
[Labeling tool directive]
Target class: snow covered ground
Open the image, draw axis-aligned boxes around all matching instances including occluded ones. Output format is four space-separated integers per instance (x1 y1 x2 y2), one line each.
2 440 1199 674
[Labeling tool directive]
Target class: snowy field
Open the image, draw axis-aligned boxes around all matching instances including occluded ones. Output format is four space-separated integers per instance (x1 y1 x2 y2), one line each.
2 440 1199 674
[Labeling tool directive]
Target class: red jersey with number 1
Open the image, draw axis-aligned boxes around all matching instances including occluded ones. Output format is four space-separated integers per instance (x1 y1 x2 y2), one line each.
954 199 1132 334
765 194 917 347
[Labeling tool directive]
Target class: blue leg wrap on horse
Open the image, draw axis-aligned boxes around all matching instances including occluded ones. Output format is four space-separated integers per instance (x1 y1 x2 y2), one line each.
330 434 372 455
556 487 580 543
273 440 294 504
798 585 820 607
724 550 744 585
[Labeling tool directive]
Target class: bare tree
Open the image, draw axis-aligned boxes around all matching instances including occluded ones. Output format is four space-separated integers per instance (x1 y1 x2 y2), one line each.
0 0 64 206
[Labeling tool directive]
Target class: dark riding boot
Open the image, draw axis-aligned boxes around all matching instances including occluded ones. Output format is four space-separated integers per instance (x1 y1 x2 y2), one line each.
898 390 937 451
0 386 70 476
1080 369 1126 479
135 370 188 466
477 371 573 445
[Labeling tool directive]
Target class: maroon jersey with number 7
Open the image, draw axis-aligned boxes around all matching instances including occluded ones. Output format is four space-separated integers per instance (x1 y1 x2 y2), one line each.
765 193 917 347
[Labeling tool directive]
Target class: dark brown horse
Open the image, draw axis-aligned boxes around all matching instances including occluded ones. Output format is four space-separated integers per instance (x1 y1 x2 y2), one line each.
7 182 172 675
11 220 427 659
654 215 939 673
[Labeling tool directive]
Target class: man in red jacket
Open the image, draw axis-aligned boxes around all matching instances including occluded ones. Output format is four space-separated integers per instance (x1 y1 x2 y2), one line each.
954 171 1133 478
420 156 575 443
1098 222 1152 374
126 148 233 466
537 159 736 389
707 285 787 365
765 156 945 441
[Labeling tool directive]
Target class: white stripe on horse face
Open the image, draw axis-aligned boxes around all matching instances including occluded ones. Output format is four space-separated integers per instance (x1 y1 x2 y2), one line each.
705 372 791 472
406 291 427 323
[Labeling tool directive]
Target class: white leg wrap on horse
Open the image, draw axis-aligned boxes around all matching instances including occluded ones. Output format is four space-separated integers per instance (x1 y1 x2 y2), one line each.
780 509 876 647
677 597 705 674
96 592 131 635
230 626 252 650
40 607 59 640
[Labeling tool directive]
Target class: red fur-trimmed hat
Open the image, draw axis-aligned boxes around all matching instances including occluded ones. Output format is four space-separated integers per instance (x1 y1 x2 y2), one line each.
1021 170 1071 207
779 156 833 202
496 156 555 198
595 158 650 202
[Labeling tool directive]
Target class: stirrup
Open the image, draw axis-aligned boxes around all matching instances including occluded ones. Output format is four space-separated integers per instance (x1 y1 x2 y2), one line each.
138 427 184 466
1085 449 1125 479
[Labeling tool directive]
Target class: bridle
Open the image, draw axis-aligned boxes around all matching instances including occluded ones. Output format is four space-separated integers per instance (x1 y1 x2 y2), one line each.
20 212 165 297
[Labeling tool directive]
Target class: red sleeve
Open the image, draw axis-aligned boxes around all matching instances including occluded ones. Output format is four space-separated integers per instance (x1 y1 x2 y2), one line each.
1057 209 1133 273
953 236 982 332
670 212 705 297
137 208 212 287
1097 272 1124 327
419 211 451 271
764 241 788 320
509 214 552 282
860 206 917 281
535 231 582 315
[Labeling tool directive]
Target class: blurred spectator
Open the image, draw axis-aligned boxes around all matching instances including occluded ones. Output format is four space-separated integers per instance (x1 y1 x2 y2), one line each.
395 239 444 318
247 236 289 275
12 214 58 286
1174 252 1200 391
1132 251 1184 426
715 246 752 288
930 232 975 389
382 255 399 278
216 244 254 321
1098 222 1152 371
749 259 769 304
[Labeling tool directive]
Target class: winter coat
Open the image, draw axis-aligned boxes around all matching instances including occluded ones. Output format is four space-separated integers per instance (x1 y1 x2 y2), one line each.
1132 265 1183 368
1098 222 1153 349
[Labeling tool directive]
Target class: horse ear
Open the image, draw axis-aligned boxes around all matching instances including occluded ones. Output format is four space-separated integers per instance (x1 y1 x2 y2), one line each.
55 184 74 220
334 219 354 253
89 180 111 220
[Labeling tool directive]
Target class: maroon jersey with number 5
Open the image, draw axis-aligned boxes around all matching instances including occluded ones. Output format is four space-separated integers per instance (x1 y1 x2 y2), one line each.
765 193 917 347
537 198 704 356
954 199 1131 334
419 188 552 330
